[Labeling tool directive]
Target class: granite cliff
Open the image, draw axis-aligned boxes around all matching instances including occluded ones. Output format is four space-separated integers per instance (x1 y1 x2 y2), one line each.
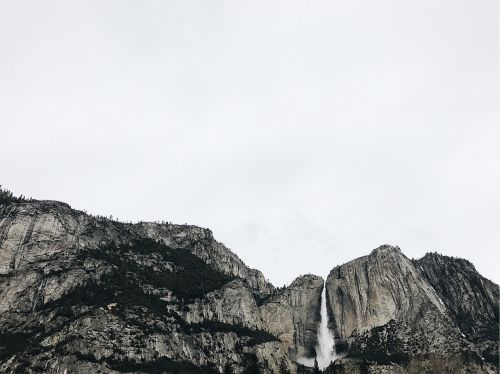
0 194 322 373
325 245 498 373
0 189 498 373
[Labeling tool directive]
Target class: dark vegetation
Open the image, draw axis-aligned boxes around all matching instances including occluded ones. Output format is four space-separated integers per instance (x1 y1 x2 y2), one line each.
279 359 291 374
0 332 35 361
79 238 235 302
415 254 499 365
254 284 288 306
74 353 218 374
39 272 277 343
186 320 278 346
416 254 499 337
347 321 409 365
405 355 470 374
0 238 274 370
0 185 29 204
241 353 260 374
483 354 499 367
39 271 176 320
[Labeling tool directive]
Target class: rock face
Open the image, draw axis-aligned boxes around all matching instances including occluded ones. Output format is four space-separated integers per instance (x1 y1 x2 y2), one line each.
325 245 499 373
414 253 499 365
0 190 498 374
0 196 322 373
133 222 273 295
326 245 448 342
259 275 323 360
0 200 272 295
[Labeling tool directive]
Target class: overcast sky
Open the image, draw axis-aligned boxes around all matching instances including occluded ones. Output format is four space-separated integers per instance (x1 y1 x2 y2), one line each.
1 1 498 285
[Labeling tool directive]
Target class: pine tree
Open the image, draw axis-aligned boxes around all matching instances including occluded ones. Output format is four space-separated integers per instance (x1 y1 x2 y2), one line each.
279 359 290 374
313 358 320 373
223 363 233 374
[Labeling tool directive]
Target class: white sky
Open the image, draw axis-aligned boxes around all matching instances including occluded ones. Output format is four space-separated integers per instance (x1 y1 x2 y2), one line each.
1 1 498 285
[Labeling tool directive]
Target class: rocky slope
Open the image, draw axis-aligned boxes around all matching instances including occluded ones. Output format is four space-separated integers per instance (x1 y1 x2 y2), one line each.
259 275 323 360
325 245 499 373
0 199 272 295
0 189 498 374
0 196 322 373
415 253 499 365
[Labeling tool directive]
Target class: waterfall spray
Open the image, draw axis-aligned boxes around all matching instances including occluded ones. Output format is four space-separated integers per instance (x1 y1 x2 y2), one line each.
315 281 336 370
296 280 336 370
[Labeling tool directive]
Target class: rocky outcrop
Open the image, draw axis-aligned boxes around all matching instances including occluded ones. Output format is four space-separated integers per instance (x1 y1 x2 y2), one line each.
0 199 290 373
326 245 448 344
134 222 273 295
414 253 499 364
259 275 323 359
0 201 273 295
183 279 261 327
324 245 498 373
0 191 498 374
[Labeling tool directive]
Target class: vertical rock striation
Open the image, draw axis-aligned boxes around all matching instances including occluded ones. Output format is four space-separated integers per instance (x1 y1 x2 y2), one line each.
325 245 447 343
0 199 288 373
259 274 323 359
324 245 498 373
0 192 498 373
414 253 499 364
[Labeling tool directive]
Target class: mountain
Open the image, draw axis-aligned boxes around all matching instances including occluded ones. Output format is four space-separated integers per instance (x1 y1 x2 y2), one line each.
325 246 498 373
0 189 498 373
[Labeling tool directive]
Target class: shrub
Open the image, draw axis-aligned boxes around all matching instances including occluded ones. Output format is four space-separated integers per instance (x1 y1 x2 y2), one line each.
0 186 27 204
405 356 464 374
185 320 278 346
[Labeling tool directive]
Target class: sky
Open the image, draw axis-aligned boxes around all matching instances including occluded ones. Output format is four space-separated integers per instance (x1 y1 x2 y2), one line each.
0 1 498 286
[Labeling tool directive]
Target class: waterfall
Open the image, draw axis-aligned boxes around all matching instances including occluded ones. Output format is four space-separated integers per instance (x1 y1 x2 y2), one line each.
296 280 336 370
315 281 336 370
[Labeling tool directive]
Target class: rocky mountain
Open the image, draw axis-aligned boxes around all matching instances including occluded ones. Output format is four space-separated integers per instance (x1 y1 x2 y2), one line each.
0 189 498 373
325 246 498 373
415 253 499 365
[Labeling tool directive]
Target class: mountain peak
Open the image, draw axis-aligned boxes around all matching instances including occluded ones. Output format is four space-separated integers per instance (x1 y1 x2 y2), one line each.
0 191 497 373
369 244 401 256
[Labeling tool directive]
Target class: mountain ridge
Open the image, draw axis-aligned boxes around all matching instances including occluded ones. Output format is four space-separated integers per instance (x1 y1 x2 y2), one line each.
0 188 498 373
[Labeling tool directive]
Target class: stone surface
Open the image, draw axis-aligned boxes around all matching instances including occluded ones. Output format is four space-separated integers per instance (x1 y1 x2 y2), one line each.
324 245 499 373
259 274 323 359
325 245 448 342
0 193 498 374
0 200 272 295
414 252 499 365
0 198 321 373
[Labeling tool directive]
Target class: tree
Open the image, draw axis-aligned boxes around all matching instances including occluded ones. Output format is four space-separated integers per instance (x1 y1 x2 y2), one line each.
313 358 320 374
0 186 17 203
279 359 290 374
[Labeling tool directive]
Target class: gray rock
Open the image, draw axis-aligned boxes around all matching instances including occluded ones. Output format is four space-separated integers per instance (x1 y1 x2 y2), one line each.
414 252 499 365
0 193 498 374
325 245 498 373
0 200 292 373
259 274 323 359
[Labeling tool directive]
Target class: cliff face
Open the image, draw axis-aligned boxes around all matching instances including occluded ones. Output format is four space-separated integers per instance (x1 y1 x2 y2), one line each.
181 274 324 360
0 200 272 295
414 253 499 364
259 275 323 359
0 194 498 374
0 199 322 374
325 245 447 342
133 222 273 295
325 245 499 373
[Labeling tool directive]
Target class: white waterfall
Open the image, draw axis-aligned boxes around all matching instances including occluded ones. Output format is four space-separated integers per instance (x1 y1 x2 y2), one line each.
296 281 336 371
315 281 336 370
